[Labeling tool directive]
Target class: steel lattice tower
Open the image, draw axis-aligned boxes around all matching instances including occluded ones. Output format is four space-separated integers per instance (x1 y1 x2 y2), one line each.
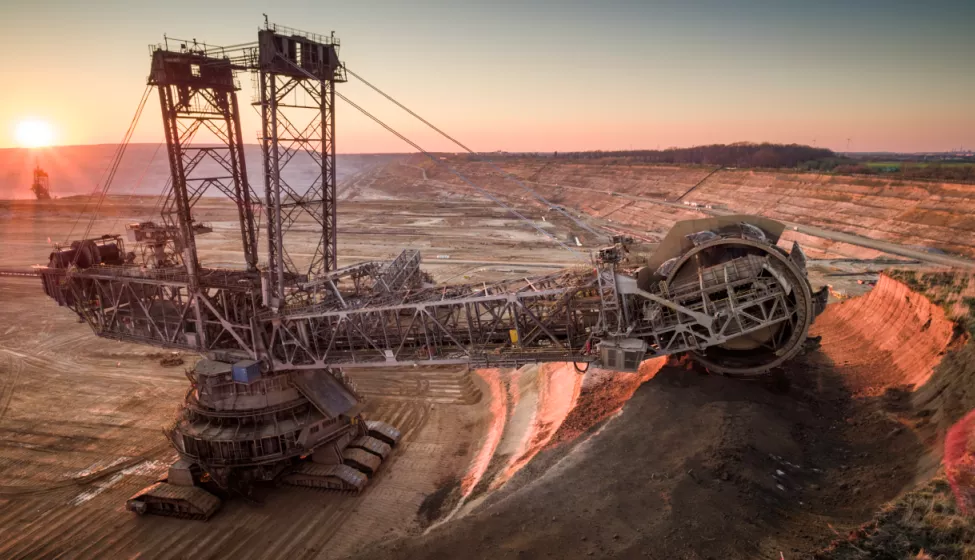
149 46 259 283
257 25 346 308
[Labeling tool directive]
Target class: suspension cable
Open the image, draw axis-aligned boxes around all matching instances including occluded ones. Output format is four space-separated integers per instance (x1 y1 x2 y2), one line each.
110 141 164 235
84 84 152 240
145 176 172 222
66 84 152 247
338 93 586 259
344 67 607 240
279 59 587 261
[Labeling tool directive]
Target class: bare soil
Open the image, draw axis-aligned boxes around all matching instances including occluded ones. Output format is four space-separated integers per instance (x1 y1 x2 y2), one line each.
2 153 974 559
0 194 586 559
377 155 975 260
356 356 925 559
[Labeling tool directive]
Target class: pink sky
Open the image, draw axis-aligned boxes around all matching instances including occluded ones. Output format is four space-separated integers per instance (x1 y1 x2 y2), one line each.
2 1 973 153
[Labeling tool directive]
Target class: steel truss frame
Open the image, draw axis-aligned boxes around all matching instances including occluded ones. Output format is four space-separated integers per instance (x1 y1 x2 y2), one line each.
42 249 801 373
40 245 422 363
257 27 345 307
55 268 261 358
35 25 819 383
150 49 259 278
628 275 797 355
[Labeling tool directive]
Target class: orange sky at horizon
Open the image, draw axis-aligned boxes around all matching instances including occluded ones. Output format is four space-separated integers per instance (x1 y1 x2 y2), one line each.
2 0 973 154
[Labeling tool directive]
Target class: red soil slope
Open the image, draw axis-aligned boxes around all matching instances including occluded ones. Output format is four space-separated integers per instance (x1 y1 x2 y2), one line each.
945 409 975 512
810 275 954 396
547 358 665 447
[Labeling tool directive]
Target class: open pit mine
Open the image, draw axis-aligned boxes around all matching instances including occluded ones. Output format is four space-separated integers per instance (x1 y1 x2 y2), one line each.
15 22 824 518
1 19 974 560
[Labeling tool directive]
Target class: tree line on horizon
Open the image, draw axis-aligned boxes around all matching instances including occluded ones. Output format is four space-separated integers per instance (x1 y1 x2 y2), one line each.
828 162 975 183
546 143 836 169
475 142 975 182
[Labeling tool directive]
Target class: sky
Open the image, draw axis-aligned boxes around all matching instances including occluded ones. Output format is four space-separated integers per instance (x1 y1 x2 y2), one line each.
1 0 973 153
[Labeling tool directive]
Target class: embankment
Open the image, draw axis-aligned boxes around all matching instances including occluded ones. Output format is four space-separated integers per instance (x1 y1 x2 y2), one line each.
361 274 973 559
388 156 975 259
810 274 955 395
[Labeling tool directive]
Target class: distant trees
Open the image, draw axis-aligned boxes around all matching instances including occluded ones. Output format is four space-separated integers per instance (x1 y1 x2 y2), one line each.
899 163 975 182
538 143 837 169
464 142 975 183
832 164 870 175
827 162 975 182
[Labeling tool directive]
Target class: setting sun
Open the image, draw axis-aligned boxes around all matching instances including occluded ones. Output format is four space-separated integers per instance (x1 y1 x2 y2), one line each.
15 119 54 148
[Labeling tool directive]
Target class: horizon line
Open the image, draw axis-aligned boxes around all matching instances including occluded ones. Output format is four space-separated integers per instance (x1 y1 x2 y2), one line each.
2 142 971 156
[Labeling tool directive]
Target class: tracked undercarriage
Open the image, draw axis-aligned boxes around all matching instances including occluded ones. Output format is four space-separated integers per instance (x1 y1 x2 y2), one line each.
126 358 401 519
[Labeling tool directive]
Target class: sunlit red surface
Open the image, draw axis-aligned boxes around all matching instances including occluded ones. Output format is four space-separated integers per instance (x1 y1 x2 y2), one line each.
945 410 975 512
810 275 954 395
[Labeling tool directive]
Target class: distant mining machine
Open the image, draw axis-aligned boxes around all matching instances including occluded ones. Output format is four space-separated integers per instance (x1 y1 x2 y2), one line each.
32 23 827 520
31 162 52 200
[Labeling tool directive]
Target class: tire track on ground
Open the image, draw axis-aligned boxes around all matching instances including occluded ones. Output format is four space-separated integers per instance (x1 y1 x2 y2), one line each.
0 443 170 497
0 351 26 424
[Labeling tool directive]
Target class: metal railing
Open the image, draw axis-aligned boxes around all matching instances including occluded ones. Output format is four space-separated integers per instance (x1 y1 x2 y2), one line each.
152 36 259 60
265 23 339 47
0 267 42 278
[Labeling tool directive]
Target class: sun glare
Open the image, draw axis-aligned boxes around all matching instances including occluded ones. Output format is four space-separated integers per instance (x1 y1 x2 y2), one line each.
15 119 55 148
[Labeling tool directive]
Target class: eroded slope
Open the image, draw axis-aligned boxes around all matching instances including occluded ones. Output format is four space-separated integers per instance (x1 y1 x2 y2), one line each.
358 275 959 559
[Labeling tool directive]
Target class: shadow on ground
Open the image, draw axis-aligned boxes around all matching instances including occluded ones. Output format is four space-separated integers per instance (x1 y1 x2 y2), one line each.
356 347 923 560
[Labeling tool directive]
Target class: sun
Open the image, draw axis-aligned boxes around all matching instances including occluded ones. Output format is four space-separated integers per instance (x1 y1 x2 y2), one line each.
15 119 55 148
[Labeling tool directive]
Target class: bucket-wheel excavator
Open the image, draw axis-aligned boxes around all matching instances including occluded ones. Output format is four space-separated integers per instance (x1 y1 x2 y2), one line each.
28 23 827 520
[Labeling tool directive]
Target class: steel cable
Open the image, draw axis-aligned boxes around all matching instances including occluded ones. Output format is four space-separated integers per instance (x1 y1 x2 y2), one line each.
66 84 152 247
279 58 588 261
344 67 607 241
111 141 164 234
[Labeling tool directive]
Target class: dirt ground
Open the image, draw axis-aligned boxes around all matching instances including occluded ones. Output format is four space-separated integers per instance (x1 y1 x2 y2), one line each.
353 276 963 560
0 272 493 559
2 155 973 559
0 193 590 559
353 357 931 559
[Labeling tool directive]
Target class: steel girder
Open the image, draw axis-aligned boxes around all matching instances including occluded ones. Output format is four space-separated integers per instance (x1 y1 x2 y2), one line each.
51 269 259 356
265 276 601 369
